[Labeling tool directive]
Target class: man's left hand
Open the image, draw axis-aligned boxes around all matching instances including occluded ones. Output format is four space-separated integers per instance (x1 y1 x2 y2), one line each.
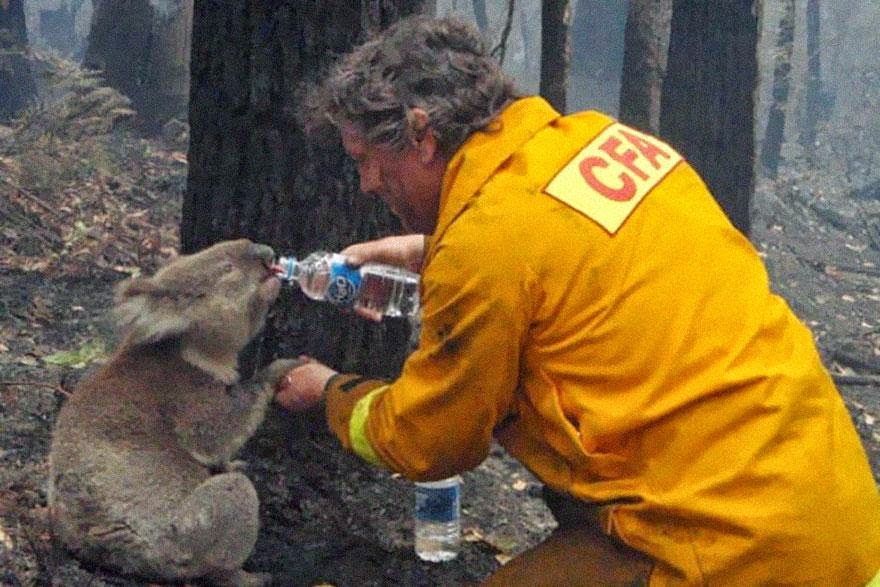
274 358 338 412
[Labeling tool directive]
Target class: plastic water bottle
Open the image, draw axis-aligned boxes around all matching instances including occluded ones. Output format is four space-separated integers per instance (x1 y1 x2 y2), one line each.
275 252 419 318
414 476 462 562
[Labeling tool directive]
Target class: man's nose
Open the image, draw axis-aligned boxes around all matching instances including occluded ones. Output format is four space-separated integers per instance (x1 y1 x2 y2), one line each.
360 171 379 194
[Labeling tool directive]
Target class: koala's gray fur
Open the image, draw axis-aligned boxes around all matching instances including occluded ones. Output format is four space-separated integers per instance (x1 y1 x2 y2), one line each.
48 239 300 587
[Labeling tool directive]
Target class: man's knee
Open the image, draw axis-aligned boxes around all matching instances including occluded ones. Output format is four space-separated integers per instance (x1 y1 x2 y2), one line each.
483 524 652 586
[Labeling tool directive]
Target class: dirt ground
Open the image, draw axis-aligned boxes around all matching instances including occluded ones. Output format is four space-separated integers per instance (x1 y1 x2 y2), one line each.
1 57 879 587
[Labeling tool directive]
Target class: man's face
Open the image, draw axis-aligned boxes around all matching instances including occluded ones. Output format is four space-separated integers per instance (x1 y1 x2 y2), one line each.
341 122 443 234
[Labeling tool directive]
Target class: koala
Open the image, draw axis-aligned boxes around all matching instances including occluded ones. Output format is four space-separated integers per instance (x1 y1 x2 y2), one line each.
48 239 301 587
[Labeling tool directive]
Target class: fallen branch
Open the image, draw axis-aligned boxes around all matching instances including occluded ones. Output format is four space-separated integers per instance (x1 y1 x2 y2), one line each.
832 349 880 373
0 197 63 248
832 373 880 386
830 263 880 278
16 188 61 219
0 380 71 396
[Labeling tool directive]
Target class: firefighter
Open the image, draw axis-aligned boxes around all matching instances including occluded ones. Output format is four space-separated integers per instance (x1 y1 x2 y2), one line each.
276 15 880 585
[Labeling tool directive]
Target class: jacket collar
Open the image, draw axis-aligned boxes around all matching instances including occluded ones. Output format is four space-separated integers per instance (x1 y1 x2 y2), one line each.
426 96 561 260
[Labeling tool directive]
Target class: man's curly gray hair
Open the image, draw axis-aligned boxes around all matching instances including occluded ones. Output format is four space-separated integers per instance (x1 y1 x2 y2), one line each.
304 15 520 157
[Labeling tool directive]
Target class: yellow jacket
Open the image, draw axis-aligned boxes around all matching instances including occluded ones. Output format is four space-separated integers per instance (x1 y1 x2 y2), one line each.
325 97 880 584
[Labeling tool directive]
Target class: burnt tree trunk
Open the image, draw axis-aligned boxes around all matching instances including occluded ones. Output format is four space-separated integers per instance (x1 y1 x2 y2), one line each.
759 0 794 179
618 0 671 133
0 0 35 120
659 1 757 236
84 0 191 127
539 0 571 112
182 1 423 378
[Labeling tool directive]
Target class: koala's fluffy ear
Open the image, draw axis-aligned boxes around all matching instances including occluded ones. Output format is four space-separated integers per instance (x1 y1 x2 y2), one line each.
114 276 191 347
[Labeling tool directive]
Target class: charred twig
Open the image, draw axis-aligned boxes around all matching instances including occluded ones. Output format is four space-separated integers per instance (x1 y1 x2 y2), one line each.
0 197 63 248
0 380 71 397
15 508 52 582
16 188 62 219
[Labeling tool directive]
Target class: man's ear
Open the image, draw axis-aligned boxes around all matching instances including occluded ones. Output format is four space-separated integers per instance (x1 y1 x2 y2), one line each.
409 107 438 164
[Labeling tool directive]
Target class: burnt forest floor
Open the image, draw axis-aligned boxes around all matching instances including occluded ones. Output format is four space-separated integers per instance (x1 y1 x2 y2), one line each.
1 54 879 586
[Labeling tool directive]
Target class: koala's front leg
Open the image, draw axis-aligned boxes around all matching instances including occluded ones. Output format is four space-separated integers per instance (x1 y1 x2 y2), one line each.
174 358 304 469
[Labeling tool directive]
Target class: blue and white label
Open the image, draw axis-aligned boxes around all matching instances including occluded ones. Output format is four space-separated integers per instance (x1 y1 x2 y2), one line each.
415 483 460 524
326 261 361 307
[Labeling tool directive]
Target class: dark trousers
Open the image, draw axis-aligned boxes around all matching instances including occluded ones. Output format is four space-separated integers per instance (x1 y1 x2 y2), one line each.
481 487 654 587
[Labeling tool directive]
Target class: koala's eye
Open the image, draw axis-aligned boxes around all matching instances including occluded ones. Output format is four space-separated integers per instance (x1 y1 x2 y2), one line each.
220 261 235 273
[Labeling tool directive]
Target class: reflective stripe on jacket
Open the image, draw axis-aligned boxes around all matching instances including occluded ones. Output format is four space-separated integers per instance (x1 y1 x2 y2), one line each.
325 97 880 584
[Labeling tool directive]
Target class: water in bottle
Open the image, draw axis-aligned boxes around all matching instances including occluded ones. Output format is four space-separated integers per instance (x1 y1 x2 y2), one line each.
275 252 419 318
357 263 420 318
414 476 461 562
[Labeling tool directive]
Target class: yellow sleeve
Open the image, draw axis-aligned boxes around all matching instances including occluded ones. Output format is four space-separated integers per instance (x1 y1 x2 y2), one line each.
358 225 531 481
324 374 387 459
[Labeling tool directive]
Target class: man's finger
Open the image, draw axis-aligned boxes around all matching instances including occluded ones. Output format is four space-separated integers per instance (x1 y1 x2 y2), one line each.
354 306 383 322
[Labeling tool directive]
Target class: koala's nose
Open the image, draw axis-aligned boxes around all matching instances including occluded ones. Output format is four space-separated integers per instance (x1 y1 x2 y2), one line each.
248 243 275 264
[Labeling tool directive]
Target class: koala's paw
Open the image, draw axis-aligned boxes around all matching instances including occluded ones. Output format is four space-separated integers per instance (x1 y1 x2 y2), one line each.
260 358 307 390
208 569 272 587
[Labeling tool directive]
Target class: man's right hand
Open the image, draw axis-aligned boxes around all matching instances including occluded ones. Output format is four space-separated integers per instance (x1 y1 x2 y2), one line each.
341 234 427 273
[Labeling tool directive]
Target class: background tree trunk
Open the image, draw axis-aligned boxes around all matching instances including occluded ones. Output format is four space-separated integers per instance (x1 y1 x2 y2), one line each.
539 0 571 112
799 0 822 157
471 0 487 34
759 0 795 180
84 0 192 128
0 0 36 121
518 1 533 78
38 4 76 56
182 1 424 379
567 0 627 115
659 0 758 236
618 0 671 133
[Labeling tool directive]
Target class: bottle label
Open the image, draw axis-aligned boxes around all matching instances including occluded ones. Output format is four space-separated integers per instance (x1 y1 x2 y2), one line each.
326 261 361 307
415 484 460 523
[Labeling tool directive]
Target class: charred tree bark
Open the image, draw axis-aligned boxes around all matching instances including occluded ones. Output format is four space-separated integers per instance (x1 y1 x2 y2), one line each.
540 0 571 112
758 0 794 180
618 0 671 133
182 1 423 378
84 0 191 127
659 1 757 236
0 0 35 120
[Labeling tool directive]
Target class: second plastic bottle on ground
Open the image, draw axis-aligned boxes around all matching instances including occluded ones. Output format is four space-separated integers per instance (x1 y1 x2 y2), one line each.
414 476 462 562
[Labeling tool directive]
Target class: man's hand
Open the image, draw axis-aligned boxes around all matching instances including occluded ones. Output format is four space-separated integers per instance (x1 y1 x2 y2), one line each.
273 357 338 412
341 234 427 273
